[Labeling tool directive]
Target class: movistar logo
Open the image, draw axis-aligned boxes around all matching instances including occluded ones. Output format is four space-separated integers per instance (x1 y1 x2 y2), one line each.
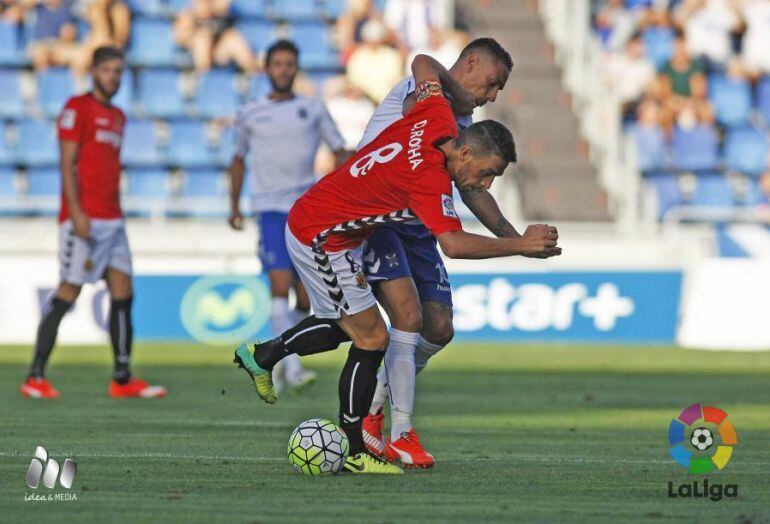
180 276 270 344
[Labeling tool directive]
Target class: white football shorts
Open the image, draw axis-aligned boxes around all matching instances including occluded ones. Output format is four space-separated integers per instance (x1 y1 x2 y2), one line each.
59 218 133 286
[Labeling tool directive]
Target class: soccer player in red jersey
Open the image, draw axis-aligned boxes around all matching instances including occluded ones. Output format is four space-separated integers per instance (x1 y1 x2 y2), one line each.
233 65 561 474
20 47 166 400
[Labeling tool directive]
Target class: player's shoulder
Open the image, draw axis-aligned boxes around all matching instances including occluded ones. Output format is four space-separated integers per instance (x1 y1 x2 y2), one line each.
63 92 91 110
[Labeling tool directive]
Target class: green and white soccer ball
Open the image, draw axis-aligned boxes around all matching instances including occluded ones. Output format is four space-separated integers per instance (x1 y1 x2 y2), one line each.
287 418 349 476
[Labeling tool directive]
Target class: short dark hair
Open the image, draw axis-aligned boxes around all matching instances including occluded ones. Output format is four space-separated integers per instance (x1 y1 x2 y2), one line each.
266 39 299 66
457 120 517 165
92 46 124 67
460 37 513 71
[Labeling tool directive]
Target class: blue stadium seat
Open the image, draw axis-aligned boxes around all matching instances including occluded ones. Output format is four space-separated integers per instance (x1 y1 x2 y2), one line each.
113 69 135 113
0 21 25 66
323 0 348 19
216 126 235 166
288 23 338 68
642 27 674 70
26 167 60 195
18 120 58 166
122 120 164 166
195 69 239 118
724 127 769 176
0 167 16 195
126 0 166 16
126 169 169 196
709 74 751 128
249 73 271 100
38 68 76 117
238 20 277 52
129 19 178 67
305 70 335 90
690 173 734 207
646 173 681 219
168 120 213 166
138 70 186 117
0 121 14 165
272 0 321 21
671 124 719 171
0 70 24 118
630 123 666 172
757 76 770 126
181 169 225 196
231 0 268 17
740 177 768 206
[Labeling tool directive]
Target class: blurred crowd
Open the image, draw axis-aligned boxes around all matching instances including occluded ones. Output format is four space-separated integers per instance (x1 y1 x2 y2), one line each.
595 0 770 201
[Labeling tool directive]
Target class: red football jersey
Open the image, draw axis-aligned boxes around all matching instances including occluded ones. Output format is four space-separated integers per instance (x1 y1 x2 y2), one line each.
288 94 463 252
57 92 125 223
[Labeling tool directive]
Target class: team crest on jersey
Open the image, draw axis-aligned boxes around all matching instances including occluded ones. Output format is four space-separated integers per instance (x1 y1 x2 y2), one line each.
355 271 368 290
441 194 458 218
298 107 308 119
349 143 403 177
60 109 76 130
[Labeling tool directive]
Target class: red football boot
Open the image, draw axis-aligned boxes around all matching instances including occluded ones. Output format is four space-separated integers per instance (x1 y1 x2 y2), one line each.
20 377 61 399
108 377 167 398
384 429 435 468
362 411 386 457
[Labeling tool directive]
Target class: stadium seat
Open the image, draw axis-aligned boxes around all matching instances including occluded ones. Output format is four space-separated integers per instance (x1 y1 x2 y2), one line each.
249 73 271 100
231 0 268 17
630 123 666 172
690 173 734 207
0 121 14 165
181 169 225 196
642 27 674 71
195 70 239 118
0 21 25 66
26 167 60 195
0 70 25 117
724 127 769 176
129 19 178 67
113 69 135 113
271 0 321 21
168 120 213 166
38 68 77 117
126 0 166 16
671 124 719 172
757 76 770 126
739 177 768 206
709 74 751 128
17 120 58 166
216 126 235 166
0 167 16 195
138 70 186 117
122 120 164 166
238 20 277 52
126 168 169 196
323 0 348 19
168 0 192 11
646 173 681 219
288 23 338 68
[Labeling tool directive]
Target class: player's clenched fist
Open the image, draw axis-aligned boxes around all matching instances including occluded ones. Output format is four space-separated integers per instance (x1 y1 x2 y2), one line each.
520 224 561 258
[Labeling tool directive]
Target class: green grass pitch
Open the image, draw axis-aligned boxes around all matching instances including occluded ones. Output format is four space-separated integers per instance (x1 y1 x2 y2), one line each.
1 342 769 523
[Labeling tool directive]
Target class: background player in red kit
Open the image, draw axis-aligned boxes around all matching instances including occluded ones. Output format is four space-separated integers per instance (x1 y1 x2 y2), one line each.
233 60 561 473
20 46 166 400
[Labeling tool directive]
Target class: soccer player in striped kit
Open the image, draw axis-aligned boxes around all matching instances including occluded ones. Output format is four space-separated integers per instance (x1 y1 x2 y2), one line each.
21 46 166 399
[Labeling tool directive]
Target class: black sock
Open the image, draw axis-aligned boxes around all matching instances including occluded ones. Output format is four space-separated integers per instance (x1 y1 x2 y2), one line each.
254 315 350 370
338 346 385 455
29 297 72 378
109 298 133 384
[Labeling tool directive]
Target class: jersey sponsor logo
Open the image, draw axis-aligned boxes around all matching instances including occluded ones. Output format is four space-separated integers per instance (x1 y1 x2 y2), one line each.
59 109 76 130
407 119 428 170
349 142 403 177
441 194 458 218
95 129 122 149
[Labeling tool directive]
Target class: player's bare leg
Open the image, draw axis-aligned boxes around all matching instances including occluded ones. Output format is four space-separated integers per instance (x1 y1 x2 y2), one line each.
21 282 81 399
104 268 166 399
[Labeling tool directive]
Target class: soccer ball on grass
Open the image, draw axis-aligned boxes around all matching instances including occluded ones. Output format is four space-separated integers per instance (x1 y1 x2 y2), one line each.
287 418 349 476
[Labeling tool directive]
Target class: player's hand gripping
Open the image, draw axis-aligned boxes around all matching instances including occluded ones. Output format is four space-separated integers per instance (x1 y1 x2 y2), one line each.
228 209 244 231
71 210 91 239
519 224 561 258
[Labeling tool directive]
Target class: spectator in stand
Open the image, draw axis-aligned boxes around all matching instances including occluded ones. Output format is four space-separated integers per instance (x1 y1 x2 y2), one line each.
29 0 83 72
74 0 131 72
346 18 403 103
336 0 381 64
383 0 439 52
674 0 741 68
594 0 636 50
659 32 705 100
1 0 27 23
630 98 667 172
602 32 655 117
406 27 468 72
741 0 770 77
322 75 375 151
174 0 257 73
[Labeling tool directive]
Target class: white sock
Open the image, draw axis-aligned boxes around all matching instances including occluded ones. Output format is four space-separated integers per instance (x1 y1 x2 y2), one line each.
284 308 311 381
270 297 303 383
385 329 420 440
415 336 444 375
369 366 389 415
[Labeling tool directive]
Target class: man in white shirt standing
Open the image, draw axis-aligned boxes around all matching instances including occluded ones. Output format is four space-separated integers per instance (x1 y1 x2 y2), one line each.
228 39 347 393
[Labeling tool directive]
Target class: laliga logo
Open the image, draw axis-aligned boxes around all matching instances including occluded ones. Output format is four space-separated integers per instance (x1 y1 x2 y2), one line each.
180 276 271 344
349 143 402 177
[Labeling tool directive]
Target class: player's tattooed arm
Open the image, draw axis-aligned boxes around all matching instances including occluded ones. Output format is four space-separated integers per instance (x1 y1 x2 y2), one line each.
459 187 521 238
